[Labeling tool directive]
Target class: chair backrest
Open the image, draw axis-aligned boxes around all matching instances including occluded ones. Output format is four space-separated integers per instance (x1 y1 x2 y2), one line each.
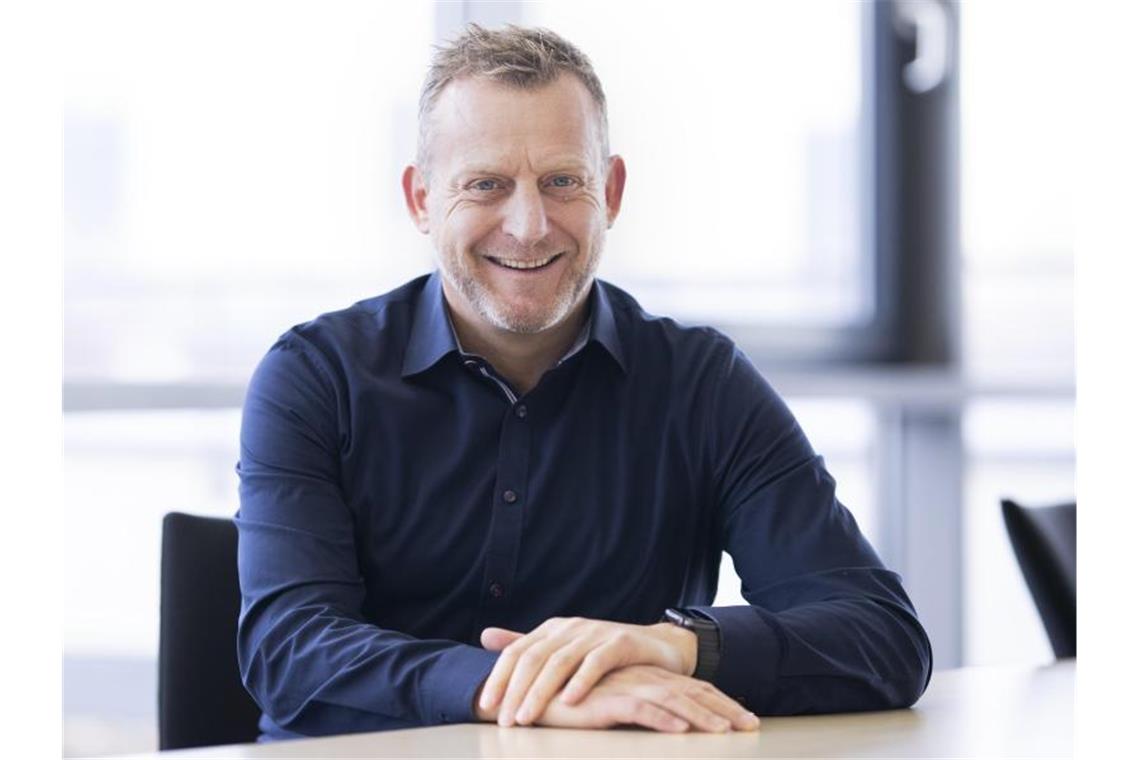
159 512 262 750
1000 499 1076 659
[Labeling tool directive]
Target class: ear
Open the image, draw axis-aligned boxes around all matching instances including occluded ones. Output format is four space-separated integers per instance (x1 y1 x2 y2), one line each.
604 155 627 228
402 164 431 235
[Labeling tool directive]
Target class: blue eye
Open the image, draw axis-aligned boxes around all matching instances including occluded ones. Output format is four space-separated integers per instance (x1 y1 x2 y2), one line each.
549 175 576 188
472 179 500 192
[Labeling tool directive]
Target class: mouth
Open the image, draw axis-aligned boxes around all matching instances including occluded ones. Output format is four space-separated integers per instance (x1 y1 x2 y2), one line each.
486 253 563 272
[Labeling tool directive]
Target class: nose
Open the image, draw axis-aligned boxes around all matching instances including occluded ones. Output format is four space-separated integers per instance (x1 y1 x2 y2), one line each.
500 183 549 245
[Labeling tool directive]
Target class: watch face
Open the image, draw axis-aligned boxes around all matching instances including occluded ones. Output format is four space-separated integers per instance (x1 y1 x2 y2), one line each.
671 609 712 632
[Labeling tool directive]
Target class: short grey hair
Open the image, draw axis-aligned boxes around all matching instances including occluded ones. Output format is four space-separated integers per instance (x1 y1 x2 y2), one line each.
416 24 610 171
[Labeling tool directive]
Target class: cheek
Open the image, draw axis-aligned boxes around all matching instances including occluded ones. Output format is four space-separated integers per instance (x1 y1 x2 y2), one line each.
443 207 500 250
551 205 606 248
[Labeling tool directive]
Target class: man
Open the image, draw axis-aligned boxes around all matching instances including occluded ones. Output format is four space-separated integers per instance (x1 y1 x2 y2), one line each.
236 24 932 740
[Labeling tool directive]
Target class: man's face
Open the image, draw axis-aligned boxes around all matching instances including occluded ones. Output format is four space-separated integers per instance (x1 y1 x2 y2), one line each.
407 74 623 335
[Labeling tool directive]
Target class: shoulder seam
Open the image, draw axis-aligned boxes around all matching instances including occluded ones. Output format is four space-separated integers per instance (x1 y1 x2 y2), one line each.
273 329 341 399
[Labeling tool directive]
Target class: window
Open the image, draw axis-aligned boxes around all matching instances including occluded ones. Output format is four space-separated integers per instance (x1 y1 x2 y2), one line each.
960 0 1073 385
65 2 435 387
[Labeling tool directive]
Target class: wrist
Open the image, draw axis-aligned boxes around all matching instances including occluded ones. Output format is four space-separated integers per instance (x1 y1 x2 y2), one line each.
659 608 722 682
653 621 699 676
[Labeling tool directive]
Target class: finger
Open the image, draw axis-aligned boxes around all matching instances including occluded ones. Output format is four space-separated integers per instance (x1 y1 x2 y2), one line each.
497 637 567 726
480 619 573 715
559 643 625 705
479 633 546 714
480 627 525 652
616 699 690 734
515 642 592 725
687 682 761 731
653 689 733 733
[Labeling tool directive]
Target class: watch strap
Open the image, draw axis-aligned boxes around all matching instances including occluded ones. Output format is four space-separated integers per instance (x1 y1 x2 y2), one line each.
662 607 721 682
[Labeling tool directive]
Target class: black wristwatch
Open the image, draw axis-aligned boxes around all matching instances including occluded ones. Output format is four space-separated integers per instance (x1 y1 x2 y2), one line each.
661 607 721 682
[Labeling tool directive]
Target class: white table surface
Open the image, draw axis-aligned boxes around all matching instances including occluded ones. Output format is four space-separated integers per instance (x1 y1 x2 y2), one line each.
138 660 1074 758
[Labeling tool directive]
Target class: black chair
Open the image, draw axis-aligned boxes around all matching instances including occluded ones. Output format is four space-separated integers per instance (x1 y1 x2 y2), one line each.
1000 498 1076 659
159 512 262 750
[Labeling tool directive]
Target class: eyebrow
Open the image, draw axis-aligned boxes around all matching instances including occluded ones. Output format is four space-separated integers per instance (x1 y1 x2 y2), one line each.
453 156 598 179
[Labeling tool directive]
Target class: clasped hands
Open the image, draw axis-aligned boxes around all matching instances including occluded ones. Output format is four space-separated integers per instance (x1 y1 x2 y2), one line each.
473 617 760 733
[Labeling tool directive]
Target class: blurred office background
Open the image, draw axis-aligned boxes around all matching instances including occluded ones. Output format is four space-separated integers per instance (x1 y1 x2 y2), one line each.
63 1 1073 756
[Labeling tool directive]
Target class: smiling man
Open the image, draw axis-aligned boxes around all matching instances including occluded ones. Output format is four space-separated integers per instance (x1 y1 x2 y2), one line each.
405 69 620 395
235 25 932 741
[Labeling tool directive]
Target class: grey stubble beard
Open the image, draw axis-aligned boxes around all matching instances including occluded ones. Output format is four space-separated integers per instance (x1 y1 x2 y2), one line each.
439 245 600 335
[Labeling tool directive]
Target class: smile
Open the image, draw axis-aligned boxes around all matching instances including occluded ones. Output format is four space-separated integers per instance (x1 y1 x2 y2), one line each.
488 253 562 271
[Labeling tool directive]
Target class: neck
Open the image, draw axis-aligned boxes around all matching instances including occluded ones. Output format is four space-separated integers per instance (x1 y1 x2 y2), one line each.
442 285 590 395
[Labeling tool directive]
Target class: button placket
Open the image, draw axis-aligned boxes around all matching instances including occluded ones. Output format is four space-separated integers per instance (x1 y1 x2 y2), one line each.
475 394 533 616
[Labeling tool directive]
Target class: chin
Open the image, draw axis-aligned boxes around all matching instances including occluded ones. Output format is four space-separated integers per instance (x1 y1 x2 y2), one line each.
483 304 565 334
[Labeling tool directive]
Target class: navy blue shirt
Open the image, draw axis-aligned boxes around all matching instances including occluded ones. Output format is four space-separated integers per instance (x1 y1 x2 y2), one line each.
236 272 932 739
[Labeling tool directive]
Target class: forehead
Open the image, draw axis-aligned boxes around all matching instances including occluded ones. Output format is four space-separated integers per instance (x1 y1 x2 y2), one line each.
427 74 604 173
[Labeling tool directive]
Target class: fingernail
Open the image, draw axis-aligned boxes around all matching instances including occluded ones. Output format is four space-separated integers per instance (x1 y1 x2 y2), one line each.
516 708 530 724
742 712 761 729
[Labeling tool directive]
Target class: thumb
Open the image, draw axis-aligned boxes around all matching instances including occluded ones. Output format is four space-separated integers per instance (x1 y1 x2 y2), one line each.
481 627 524 651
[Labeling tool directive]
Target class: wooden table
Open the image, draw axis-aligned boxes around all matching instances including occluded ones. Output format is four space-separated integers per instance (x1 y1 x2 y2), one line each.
140 660 1073 758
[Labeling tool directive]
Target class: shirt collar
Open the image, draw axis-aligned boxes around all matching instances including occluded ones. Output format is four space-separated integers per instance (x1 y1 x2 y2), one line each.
401 270 627 378
588 276 627 374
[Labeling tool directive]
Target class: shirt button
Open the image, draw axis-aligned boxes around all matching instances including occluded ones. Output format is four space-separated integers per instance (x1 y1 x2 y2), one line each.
514 404 528 419
489 582 505 598
502 489 518 504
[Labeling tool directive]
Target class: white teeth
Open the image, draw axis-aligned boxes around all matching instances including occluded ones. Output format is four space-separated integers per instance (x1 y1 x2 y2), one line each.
494 254 559 270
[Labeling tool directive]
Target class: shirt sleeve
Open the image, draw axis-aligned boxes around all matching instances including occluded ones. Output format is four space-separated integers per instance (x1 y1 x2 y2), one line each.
235 337 498 736
689 343 933 715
